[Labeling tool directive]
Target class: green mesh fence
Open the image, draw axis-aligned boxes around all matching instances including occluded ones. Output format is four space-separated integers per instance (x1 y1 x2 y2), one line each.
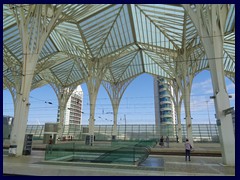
45 140 156 165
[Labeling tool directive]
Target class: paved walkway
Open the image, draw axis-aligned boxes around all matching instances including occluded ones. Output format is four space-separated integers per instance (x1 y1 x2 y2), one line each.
3 150 234 176
3 141 235 176
3 140 235 176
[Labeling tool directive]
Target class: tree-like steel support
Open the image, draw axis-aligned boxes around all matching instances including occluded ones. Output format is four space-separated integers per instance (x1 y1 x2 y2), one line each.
84 61 108 146
183 4 235 165
172 11 203 146
102 78 135 140
175 49 201 147
153 11 203 145
163 78 183 143
49 82 78 140
8 5 64 156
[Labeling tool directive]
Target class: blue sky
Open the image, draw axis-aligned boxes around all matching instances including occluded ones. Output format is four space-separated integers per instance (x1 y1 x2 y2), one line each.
3 70 235 125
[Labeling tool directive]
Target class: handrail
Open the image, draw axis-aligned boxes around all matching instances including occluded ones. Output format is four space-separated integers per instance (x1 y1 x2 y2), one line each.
44 140 156 165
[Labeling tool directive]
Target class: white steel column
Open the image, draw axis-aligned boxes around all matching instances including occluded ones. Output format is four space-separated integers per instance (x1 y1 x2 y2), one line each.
174 56 195 146
166 79 183 143
183 4 235 165
49 82 78 140
102 78 134 139
9 5 63 156
85 61 107 146
171 12 199 145
182 84 193 146
205 6 235 166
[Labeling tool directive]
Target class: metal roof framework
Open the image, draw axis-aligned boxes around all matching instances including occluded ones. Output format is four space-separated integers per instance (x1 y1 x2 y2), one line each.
3 4 235 89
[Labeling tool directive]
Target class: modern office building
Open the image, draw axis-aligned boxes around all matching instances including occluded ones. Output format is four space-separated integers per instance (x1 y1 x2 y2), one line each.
57 85 83 126
154 77 176 137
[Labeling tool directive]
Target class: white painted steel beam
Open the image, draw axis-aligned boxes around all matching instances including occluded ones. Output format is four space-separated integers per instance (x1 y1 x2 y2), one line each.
9 5 64 156
102 78 135 139
183 4 235 166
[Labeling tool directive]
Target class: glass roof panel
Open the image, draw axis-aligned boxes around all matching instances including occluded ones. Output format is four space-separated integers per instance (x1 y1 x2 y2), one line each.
32 74 43 85
3 4 235 87
99 5 134 57
224 32 235 61
135 4 184 48
39 37 58 60
118 51 149 81
79 5 123 57
143 53 171 78
53 22 84 52
225 4 235 33
3 24 22 61
196 55 208 73
3 69 16 85
143 50 174 77
3 4 16 29
132 5 176 51
223 52 235 72
50 27 83 58
50 59 77 85
110 51 138 81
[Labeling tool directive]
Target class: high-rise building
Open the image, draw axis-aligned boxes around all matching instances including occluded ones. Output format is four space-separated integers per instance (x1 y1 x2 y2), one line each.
154 77 176 137
57 85 83 138
66 85 83 126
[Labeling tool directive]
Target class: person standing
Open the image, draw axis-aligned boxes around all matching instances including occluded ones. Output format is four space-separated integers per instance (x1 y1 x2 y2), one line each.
166 136 169 148
185 138 192 161
47 135 53 154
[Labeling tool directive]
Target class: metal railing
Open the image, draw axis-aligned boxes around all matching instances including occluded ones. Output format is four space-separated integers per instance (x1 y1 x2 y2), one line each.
45 139 156 165
25 124 220 142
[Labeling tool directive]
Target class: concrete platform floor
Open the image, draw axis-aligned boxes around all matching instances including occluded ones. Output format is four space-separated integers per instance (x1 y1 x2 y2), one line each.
3 148 235 176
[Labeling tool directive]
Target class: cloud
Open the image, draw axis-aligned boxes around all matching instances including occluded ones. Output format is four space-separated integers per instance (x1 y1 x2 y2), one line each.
192 78 213 95
188 77 235 124
226 83 235 92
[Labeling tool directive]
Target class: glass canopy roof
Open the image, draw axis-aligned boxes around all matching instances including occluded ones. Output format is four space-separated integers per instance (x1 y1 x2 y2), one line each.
3 4 235 89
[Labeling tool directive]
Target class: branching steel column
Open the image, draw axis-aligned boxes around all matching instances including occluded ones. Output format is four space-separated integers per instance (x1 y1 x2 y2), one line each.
102 78 134 139
183 4 235 166
181 11 194 147
165 78 183 143
9 4 64 156
48 82 78 140
174 53 194 146
182 77 193 145
85 61 107 146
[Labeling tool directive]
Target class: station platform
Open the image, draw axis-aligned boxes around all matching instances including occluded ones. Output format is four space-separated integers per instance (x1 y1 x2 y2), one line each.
3 140 235 176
